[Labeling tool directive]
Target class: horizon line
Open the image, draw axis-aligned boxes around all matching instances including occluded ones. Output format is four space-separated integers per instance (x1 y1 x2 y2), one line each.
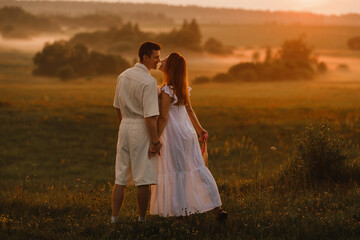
15 0 360 16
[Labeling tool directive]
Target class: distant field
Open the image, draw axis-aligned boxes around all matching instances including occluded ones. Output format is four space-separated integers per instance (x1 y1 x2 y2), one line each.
140 23 360 50
200 24 360 50
2 49 360 239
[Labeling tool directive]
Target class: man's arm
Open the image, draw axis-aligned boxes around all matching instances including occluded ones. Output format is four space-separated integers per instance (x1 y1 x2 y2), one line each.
145 116 161 155
116 108 122 122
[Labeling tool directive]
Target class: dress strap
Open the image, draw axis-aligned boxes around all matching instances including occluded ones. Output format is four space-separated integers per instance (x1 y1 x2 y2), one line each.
161 85 178 104
160 85 192 104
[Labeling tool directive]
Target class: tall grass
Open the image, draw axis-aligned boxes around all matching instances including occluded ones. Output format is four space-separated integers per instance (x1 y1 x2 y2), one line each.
1 51 360 238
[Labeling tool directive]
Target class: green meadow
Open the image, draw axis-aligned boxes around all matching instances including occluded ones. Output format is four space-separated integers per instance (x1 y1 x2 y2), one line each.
1 48 360 239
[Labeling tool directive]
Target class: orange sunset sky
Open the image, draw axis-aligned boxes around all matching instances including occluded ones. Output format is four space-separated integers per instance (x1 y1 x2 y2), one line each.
49 0 360 15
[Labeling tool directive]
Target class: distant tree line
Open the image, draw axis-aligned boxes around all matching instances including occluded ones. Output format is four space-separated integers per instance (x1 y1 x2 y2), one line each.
52 14 123 30
70 23 151 53
33 40 130 80
4 0 360 26
1 6 231 54
70 19 232 55
0 6 125 38
0 6 59 38
193 37 327 83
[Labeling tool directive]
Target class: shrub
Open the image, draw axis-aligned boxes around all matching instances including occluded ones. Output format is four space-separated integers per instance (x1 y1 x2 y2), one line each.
228 62 258 80
294 68 314 80
192 76 211 84
224 37 324 82
212 73 234 83
317 62 327 73
238 69 258 81
203 38 232 55
279 123 351 188
337 64 350 72
57 65 75 81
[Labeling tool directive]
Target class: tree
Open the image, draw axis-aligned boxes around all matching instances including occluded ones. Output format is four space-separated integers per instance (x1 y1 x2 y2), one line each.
347 37 360 50
33 40 71 76
278 36 314 68
57 65 75 81
157 19 202 50
252 51 260 63
33 40 131 80
264 47 272 64
203 38 232 55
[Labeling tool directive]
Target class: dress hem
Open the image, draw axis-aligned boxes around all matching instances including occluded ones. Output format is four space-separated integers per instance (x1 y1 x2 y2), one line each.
151 202 222 217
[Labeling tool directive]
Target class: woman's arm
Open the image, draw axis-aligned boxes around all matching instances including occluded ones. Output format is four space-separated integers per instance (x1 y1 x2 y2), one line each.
157 91 172 137
185 97 207 137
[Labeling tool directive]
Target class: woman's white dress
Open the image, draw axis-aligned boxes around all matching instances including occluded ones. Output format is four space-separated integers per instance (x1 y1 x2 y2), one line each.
150 85 222 217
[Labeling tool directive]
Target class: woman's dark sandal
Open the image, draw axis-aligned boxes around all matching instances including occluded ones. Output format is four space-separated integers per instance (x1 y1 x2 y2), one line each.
216 209 228 222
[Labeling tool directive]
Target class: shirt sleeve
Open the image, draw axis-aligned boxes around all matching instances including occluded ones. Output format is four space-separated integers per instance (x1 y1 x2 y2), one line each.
143 80 159 118
113 78 121 109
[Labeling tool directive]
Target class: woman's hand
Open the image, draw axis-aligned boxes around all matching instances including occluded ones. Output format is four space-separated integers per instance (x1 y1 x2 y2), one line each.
198 128 208 141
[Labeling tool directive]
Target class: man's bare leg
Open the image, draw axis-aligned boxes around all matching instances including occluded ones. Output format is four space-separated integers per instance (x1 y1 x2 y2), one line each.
137 185 150 219
111 184 126 218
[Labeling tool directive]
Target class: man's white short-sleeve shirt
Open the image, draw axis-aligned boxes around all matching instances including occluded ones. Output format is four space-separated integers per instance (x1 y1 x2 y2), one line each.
113 63 159 118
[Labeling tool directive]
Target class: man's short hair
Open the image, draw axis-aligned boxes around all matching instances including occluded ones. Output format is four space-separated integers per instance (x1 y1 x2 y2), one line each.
138 42 161 62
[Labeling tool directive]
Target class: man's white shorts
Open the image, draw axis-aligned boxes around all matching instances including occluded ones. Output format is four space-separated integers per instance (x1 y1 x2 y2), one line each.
115 118 158 186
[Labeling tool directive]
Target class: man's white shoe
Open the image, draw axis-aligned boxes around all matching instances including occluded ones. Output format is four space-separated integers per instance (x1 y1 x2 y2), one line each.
110 216 118 224
138 216 146 223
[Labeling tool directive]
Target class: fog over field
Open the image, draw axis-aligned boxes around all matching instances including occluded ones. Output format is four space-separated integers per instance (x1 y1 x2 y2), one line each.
1 1 360 239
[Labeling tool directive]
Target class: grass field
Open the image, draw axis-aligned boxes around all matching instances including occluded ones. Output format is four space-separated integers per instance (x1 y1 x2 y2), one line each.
1 48 360 239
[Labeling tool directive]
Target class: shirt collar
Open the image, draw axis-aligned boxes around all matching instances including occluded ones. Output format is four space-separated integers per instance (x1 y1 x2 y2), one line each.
135 63 150 75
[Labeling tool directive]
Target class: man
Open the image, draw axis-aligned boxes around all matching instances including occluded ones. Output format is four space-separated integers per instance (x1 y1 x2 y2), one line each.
111 42 162 224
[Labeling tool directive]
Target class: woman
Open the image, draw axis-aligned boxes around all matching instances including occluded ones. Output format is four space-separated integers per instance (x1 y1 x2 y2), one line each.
150 52 227 221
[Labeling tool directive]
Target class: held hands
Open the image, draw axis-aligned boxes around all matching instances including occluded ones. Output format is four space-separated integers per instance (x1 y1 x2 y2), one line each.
148 141 162 158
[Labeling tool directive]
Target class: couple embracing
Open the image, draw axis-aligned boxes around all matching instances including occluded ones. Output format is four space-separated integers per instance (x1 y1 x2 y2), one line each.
111 42 227 224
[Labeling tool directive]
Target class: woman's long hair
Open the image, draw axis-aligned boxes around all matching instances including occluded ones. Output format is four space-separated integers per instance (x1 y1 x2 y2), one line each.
162 52 189 105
